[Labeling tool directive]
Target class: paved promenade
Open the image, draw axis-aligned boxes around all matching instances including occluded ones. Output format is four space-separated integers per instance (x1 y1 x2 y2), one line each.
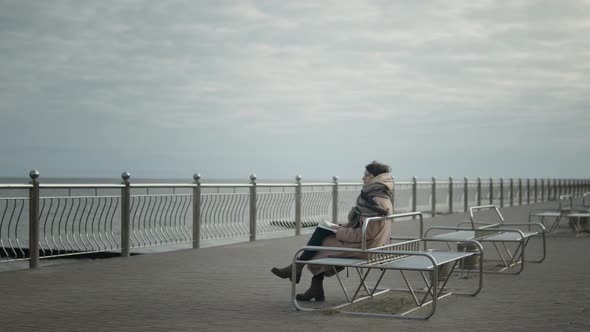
0 202 589 332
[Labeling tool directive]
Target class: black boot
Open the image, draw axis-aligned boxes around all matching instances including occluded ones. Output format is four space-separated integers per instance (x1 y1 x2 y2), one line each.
296 274 325 301
271 263 304 284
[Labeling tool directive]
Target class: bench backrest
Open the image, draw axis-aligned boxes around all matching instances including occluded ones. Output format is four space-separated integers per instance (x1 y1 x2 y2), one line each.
361 212 424 250
468 205 504 237
367 239 421 264
559 194 573 211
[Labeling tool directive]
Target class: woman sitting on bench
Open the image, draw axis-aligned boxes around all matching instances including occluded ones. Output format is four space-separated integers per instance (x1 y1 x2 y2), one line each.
271 160 393 301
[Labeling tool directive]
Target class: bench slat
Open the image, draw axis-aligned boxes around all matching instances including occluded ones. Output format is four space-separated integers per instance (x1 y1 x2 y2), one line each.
302 257 367 267
432 231 474 241
376 251 473 271
482 232 537 242
531 211 561 217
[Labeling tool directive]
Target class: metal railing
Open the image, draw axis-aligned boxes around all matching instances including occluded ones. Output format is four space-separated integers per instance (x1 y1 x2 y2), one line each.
1 170 589 269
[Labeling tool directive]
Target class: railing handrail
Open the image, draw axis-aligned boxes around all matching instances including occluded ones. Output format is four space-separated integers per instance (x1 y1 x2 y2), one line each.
39 184 125 189
0 184 33 189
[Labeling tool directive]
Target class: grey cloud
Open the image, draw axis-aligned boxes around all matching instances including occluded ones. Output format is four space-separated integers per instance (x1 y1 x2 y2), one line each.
1 0 589 179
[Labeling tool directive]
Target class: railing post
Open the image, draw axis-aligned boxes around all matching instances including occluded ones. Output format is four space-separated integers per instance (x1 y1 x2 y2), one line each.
448 177 453 214
489 177 493 205
510 178 514 206
28 170 40 269
518 178 522 205
332 176 339 223
412 176 417 214
570 179 578 197
558 179 562 198
192 173 201 249
391 176 395 214
431 177 436 217
541 179 545 202
477 177 482 206
526 178 531 205
500 178 504 208
464 177 468 212
295 175 302 235
249 174 257 242
121 172 131 257
534 179 538 203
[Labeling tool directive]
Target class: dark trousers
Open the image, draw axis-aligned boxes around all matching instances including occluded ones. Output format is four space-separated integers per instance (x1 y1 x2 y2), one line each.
298 227 334 261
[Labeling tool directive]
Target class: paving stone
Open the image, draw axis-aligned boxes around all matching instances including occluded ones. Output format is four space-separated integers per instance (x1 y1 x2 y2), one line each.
0 203 588 331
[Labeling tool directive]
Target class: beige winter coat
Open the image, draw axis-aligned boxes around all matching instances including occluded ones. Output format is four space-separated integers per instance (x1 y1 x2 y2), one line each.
307 173 394 276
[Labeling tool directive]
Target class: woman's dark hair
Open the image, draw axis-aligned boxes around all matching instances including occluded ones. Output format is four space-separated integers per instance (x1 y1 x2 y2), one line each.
365 160 391 177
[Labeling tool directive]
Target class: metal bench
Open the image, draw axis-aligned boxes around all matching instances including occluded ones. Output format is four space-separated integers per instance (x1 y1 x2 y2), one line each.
425 205 546 274
565 193 590 233
528 194 573 232
290 212 483 319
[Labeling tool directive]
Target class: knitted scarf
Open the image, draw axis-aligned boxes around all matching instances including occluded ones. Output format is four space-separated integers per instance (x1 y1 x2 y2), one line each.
347 173 393 226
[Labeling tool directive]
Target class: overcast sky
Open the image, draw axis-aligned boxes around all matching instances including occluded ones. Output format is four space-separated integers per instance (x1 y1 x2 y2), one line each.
1 0 589 181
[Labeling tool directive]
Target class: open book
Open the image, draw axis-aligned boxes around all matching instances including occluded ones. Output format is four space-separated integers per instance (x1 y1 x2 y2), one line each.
317 219 339 232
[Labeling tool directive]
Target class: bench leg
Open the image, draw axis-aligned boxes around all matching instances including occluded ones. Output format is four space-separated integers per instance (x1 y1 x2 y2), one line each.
548 215 563 232
484 240 525 275
350 268 373 302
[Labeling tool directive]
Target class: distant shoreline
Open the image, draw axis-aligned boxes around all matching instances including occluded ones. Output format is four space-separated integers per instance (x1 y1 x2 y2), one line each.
0 176 361 184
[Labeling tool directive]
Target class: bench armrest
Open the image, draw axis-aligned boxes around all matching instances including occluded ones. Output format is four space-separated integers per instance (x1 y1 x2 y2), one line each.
422 237 483 252
424 225 475 238
502 222 546 233
293 245 438 266
475 227 526 240
456 220 499 228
